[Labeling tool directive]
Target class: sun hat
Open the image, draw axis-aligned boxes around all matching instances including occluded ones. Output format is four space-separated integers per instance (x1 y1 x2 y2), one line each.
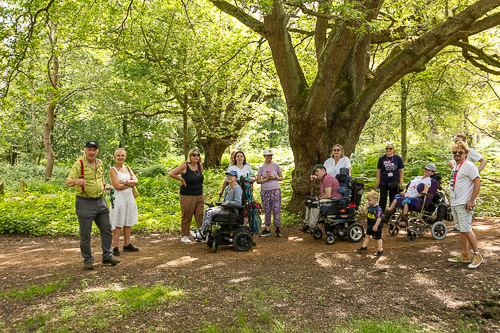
262 149 274 155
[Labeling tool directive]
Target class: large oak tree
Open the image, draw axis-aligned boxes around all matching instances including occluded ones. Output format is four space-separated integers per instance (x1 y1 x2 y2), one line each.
208 0 500 212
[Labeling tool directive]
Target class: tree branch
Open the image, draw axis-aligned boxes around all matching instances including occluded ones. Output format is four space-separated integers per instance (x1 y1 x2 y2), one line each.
209 0 266 36
463 110 500 142
452 40 500 75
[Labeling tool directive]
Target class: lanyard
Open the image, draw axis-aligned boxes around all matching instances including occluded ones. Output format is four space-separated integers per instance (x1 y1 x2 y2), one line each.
451 160 465 189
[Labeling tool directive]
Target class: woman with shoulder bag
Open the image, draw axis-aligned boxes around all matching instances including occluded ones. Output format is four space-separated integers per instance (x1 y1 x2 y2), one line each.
375 144 405 212
109 148 139 256
168 148 204 243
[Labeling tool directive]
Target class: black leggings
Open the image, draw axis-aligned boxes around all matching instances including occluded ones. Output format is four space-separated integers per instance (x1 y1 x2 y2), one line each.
379 184 399 213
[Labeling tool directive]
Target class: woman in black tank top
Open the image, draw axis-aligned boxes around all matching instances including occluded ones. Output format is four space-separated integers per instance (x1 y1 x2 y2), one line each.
168 149 205 243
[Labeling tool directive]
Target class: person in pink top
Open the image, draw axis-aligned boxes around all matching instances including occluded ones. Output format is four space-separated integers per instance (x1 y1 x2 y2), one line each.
301 164 342 232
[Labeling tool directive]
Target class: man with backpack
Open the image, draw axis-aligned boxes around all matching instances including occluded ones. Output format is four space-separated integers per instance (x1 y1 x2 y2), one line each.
66 141 120 270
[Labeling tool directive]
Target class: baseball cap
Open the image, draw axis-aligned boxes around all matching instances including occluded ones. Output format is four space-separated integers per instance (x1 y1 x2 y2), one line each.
313 164 326 171
85 141 99 148
225 170 238 177
424 163 436 172
262 149 274 155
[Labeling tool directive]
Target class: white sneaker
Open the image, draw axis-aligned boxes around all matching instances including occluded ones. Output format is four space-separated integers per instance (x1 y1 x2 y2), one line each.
189 230 197 238
181 236 192 243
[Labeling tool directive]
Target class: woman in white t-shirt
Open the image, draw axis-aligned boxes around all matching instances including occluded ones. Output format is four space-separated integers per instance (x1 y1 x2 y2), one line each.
324 144 352 177
219 150 254 197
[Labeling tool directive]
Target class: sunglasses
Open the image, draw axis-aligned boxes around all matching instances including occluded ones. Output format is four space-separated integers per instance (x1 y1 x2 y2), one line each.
333 149 341 152
452 151 464 155
385 147 393 150
191 153 200 157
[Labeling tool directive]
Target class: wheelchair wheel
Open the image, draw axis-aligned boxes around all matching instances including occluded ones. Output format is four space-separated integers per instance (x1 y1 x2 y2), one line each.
347 224 364 242
388 224 399 236
233 232 253 252
313 228 323 240
406 230 417 242
325 234 335 245
212 240 218 253
431 221 447 240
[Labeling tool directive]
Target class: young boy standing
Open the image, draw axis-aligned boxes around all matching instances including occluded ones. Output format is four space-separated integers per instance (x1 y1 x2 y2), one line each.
356 191 384 256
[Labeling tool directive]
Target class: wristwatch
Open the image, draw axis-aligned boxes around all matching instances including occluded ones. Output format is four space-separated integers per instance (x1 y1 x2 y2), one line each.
126 181 129 185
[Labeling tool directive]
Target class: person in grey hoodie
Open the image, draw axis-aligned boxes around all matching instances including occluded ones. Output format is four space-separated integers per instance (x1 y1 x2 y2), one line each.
191 170 242 242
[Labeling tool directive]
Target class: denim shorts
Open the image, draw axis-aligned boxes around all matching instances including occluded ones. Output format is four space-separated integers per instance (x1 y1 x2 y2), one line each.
451 204 472 232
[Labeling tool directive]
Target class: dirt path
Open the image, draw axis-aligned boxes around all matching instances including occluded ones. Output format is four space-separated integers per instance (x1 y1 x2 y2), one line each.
1 218 499 332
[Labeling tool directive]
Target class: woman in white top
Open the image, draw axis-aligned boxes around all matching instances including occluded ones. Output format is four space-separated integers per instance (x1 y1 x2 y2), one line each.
219 150 255 197
109 148 139 256
324 144 352 177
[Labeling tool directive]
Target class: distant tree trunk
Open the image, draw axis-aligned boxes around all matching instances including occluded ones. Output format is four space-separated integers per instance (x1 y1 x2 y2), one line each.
182 106 189 161
120 118 128 148
43 23 58 181
400 78 408 163
199 136 230 168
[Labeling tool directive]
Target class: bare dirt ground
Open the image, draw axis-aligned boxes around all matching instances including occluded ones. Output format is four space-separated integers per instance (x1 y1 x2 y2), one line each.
1 218 499 332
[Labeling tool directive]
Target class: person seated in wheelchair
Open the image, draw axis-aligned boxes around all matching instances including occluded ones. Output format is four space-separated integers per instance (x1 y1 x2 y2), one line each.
384 163 437 224
191 170 242 242
300 164 342 233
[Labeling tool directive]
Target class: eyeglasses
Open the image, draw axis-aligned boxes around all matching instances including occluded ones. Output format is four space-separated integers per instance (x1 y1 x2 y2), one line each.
191 153 200 157
452 151 464 155
333 149 341 152
385 147 393 150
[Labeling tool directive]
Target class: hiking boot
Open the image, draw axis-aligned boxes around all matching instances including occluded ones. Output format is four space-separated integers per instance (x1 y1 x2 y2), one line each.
113 247 121 256
355 246 367 252
468 253 483 269
275 228 282 237
123 244 139 252
374 250 384 257
299 225 310 233
181 236 192 243
398 214 409 227
102 257 120 266
259 229 271 237
384 208 395 218
447 253 472 263
84 262 94 270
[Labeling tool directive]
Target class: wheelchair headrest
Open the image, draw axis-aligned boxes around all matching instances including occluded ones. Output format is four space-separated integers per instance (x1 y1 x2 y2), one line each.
431 172 442 184
339 167 349 176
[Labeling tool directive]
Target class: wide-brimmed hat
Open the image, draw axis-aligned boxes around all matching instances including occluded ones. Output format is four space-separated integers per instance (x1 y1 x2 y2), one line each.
262 149 274 155
424 163 436 172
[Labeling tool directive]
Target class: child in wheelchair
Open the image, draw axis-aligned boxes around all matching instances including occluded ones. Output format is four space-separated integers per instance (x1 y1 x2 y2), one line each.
383 164 449 241
191 170 242 242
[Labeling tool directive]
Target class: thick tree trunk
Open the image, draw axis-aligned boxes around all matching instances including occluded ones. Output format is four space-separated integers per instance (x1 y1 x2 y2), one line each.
43 24 58 181
199 136 231 168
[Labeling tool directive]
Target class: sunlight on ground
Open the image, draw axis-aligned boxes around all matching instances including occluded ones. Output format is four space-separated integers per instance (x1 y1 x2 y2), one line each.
228 276 251 283
199 262 227 270
288 236 303 241
481 239 500 252
62 247 80 252
314 252 352 267
83 283 124 293
419 245 444 253
473 225 493 230
156 256 199 268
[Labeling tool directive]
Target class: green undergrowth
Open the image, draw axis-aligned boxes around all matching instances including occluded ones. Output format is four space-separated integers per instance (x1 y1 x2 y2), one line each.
0 142 498 236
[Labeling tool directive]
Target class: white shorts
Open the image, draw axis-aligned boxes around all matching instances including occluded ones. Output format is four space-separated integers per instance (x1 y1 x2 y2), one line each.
451 205 472 233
